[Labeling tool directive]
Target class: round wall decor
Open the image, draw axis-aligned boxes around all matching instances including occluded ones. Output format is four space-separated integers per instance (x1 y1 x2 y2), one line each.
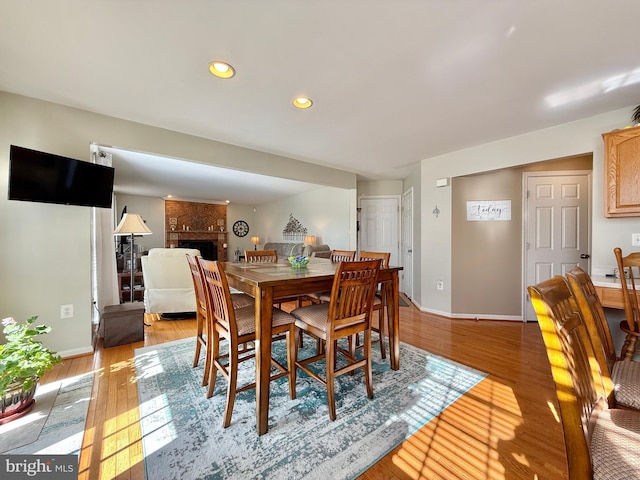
232 220 249 237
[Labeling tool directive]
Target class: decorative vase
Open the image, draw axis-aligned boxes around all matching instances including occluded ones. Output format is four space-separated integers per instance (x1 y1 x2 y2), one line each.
0 378 37 425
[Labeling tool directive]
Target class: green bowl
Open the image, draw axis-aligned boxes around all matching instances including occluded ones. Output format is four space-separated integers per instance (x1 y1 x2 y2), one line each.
288 256 309 269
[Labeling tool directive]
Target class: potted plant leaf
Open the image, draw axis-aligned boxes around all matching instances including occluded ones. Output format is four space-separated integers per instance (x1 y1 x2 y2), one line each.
0 316 62 423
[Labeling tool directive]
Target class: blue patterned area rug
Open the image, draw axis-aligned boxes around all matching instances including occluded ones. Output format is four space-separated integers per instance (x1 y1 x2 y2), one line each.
135 337 486 480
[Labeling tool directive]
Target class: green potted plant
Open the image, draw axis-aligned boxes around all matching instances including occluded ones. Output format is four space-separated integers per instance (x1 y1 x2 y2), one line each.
0 316 62 423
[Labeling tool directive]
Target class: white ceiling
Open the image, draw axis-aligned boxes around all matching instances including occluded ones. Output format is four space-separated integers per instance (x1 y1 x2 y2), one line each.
99 146 322 204
2 1 640 203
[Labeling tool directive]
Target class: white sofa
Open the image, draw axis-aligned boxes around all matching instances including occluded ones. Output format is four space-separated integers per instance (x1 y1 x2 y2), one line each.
141 248 201 317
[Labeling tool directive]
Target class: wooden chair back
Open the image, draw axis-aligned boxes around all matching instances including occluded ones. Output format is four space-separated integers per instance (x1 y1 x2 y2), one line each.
292 258 382 420
199 259 237 339
198 258 296 426
329 250 356 263
528 276 608 479
186 254 209 375
356 251 390 357
358 251 390 268
327 259 381 334
565 266 616 406
186 254 207 317
566 267 617 367
245 249 278 263
614 247 640 333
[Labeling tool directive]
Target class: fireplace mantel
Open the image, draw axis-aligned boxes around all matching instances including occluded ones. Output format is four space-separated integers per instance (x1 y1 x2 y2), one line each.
167 231 227 261
164 200 228 261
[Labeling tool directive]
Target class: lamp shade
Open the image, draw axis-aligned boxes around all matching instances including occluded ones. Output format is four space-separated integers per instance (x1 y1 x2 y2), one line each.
304 235 316 246
250 236 260 245
114 213 153 236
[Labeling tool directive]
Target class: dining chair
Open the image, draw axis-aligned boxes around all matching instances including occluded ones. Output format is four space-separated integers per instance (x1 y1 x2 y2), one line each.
244 249 278 263
291 258 381 421
186 254 253 386
302 250 357 306
198 258 297 428
528 276 640 479
566 266 640 410
613 247 640 361
243 249 304 309
186 254 209 380
356 251 391 359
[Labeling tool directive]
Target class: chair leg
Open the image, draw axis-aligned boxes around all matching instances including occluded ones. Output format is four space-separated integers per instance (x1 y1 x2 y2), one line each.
206 330 220 398
364 329 373 399
294 326 301 362
621 333 639 361
223 339 239 428
378 308 386 359
326 338 337 421
193 312 204 368
287 325 297 400
201 317 212 387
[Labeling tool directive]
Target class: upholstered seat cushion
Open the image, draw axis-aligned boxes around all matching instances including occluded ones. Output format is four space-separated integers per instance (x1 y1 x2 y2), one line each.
291 303 330 332
233 305 295 336
291 303 364 332
611 360 640 409
230 293 254 309
590 408 640 479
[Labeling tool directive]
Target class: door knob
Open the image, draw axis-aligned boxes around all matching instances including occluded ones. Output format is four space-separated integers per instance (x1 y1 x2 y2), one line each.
580 254 590 259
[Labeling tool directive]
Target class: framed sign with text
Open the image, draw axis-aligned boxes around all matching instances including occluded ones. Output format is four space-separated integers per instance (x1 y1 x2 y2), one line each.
466 200 511 221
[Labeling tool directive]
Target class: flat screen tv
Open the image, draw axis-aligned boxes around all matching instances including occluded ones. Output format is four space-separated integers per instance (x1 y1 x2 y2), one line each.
8 145 115 208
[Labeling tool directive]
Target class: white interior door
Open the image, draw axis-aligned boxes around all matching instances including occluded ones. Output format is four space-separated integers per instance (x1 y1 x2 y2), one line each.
359 196 400 267
524 172 591 321
401 189 413 298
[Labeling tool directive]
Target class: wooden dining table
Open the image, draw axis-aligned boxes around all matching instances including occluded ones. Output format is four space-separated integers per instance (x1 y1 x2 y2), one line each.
221 257 403 435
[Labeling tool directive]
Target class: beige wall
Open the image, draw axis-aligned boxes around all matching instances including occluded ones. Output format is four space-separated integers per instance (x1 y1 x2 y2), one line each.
357 180 403 196
419 106 630 318
227 204 259 257
450 155 592 317
254 187 356 251
0 91 356 356
114 194 166 251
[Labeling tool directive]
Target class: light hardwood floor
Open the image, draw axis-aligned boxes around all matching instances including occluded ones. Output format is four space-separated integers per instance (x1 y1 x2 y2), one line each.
41 299 567 480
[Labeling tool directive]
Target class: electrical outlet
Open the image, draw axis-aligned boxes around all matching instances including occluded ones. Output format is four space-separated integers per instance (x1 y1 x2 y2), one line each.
60 304 74 319
633 233 640 247
436 280 444 291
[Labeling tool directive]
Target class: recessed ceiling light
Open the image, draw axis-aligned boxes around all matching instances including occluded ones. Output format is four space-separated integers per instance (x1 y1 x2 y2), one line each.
209 61 235 79
292 96 313 109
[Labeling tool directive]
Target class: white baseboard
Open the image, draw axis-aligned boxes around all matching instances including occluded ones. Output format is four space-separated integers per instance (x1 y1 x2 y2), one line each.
417 304 524 322
59 346 94 359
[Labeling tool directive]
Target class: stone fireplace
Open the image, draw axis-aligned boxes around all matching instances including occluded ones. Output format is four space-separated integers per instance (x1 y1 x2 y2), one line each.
178 240 217 260
165 200 228 261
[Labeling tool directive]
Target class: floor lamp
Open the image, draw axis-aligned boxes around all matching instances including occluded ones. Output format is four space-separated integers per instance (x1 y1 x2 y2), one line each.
114 213 152 302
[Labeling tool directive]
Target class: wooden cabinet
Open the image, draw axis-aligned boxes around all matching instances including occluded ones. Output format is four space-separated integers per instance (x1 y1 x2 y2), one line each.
603 126 640 217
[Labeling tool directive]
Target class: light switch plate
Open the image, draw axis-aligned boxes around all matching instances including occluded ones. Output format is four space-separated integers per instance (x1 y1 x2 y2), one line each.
633 233 640 247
